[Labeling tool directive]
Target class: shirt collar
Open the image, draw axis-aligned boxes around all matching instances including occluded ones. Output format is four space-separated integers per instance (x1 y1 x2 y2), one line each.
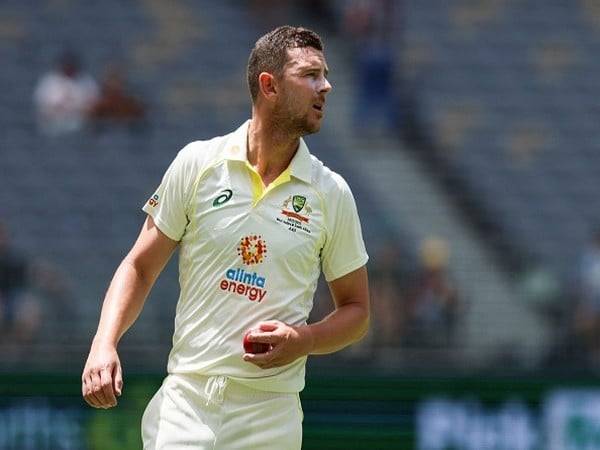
223 120 250 162
224 120 313 184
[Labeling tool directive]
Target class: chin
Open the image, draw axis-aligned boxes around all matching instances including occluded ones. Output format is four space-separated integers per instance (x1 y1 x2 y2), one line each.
287 115 322 136
303 120 322 135
308 125 321 134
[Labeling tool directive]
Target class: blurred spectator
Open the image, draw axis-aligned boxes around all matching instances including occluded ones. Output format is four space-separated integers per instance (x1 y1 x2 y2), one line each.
30 260 75 336
89 66 147 132
0 223 76 365
0 222 28 332
404 238 462 348
33 51 99 135
572 229 600 366
518 261 561 319
343 0 399 135
0 222 42 358
369 243 409 349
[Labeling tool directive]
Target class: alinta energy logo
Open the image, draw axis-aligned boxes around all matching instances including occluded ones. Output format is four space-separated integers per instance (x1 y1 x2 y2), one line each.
219 235 268 302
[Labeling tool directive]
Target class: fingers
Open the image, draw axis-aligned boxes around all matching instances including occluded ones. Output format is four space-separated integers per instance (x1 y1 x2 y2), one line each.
82 374 103 408
81 364 120 409
248 320 287 344
258 321 282 332
243 321 311 369
243 341 287 369
114 365 123 397
243 349 279 369
246 332 279 345
244 321 289 369
91 371 109 406
100 368 117 407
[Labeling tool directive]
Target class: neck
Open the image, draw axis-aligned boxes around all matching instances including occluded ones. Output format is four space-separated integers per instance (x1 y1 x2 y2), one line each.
247 114 300 184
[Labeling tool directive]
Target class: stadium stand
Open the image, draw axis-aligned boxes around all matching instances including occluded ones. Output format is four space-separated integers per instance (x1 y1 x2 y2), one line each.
0 0 409 370
401 0 600 281
3 0 600 372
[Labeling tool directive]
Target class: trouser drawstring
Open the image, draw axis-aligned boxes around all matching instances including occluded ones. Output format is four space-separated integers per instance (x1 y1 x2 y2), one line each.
204 375 228 406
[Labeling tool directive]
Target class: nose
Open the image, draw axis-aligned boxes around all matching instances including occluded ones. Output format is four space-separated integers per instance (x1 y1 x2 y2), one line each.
320 76 332 94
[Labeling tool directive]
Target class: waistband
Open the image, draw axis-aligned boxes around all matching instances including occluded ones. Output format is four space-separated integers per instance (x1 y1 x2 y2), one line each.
164 373 299 406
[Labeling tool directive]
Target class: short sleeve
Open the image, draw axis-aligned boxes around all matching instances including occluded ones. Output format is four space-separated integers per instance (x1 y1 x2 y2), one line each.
321 176 369 282
142 146 195 241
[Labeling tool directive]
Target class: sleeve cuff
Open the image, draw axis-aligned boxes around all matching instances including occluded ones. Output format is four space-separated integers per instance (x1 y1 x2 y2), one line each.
323 254 369 283
142 206 182 242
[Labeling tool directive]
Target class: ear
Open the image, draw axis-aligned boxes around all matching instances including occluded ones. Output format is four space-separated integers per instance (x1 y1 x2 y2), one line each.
258 72 277 101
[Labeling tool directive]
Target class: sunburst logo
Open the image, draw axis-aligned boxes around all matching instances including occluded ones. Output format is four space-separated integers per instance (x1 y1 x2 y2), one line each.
237 235 267 265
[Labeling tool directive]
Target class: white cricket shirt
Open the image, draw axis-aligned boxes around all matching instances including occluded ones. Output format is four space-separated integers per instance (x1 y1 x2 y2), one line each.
142 120 368 392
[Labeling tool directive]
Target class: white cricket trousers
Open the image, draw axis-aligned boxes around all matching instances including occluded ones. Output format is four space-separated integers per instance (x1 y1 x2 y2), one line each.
141 373 303 450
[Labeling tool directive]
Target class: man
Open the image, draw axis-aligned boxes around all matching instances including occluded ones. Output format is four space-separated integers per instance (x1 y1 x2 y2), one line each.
33 51 98 135
82 26 370 449
0 222 28 335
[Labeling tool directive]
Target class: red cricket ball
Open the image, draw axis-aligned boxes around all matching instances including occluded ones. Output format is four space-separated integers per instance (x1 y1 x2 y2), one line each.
243 329 271 354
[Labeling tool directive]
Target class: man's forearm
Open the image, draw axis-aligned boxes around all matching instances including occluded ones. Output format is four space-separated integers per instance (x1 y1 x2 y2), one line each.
93 257 155 347
305 302 369 355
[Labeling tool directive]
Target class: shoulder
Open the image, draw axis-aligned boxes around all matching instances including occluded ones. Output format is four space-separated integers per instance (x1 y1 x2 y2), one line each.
177 124 246 166
309 154 353 200
174 133 231 171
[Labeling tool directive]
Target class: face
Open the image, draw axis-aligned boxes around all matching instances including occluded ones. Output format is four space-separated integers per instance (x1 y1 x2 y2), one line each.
273 46 332 136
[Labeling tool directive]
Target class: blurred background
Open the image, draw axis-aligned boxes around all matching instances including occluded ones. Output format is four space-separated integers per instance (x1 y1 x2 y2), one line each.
2 0 600 448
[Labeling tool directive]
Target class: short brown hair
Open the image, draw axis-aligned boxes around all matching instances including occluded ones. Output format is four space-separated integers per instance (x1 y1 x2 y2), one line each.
247 25 323 103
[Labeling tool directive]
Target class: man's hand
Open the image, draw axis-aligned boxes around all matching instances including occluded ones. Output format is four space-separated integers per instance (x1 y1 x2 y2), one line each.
243 320 314 369
81 340 123 409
